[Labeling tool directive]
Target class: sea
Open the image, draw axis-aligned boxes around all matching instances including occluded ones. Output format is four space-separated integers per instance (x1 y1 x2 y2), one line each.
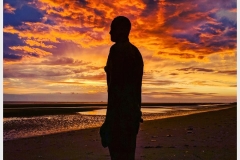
3 102 233 141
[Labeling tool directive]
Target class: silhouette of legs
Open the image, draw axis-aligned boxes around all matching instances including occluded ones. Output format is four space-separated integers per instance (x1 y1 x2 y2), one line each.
108 122 138 160
108 138 136 160
108 149 135 160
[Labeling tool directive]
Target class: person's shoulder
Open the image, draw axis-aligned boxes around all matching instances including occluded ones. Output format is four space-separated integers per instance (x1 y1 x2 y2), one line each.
130 43 137 49
130 43 144 65
130 43 141 53
130 43 143 58
110 43 115 50
108 44 117 57
110 43 120 55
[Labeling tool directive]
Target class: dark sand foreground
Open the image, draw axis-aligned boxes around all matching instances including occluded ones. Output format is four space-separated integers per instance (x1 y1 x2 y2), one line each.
4 107 236 160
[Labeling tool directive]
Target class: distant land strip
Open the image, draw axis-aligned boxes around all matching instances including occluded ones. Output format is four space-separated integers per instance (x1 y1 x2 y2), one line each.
3 102 236 118
3 101 236 108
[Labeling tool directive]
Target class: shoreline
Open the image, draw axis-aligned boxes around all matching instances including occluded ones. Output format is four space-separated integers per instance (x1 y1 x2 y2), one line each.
3 102 234 117
4 105 234 141
4 106 236 160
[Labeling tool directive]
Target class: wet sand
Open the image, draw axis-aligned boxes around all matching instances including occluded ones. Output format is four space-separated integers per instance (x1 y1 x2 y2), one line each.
4 106 236 160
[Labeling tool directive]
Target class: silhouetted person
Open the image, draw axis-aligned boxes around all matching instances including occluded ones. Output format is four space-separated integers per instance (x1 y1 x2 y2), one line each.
100 16 144 160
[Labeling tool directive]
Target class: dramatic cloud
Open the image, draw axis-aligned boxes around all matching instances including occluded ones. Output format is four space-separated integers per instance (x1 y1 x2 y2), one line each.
41 57 90 66
3 0 236 102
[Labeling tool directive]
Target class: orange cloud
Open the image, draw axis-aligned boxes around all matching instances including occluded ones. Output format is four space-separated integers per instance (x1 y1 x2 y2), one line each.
25 40 56 48
9 46 52 57
4 0 236 62
4 3 16 14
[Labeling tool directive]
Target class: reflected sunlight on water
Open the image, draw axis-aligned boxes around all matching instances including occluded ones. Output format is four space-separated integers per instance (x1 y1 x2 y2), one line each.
77 107 175 115
78 109 107 115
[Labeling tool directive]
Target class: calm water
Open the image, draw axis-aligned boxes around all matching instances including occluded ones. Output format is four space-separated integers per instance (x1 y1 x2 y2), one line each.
3 104 230 141
77 107 194 115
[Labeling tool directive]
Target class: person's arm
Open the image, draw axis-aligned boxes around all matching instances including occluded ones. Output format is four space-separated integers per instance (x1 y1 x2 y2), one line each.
104 66 110 90
105 47 113 90
136 49 144 122
138 64 143 123
104 46 114 124
137 49 144 108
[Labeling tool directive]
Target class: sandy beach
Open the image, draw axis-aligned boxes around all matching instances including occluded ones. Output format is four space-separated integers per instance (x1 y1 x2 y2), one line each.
4 106 236 160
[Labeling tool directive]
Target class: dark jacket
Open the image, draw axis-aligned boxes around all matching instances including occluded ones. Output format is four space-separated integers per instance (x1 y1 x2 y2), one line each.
105 40 144 124
100 40 144 148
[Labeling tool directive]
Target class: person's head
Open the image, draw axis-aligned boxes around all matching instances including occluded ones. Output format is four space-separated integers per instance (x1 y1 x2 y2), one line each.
110 16 131 42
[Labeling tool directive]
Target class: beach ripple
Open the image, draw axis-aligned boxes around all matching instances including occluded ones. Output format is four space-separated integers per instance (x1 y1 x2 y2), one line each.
4 114 106 141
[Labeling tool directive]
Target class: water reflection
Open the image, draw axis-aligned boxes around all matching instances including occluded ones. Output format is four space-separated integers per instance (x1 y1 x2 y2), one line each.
78 109 107 115
77 108 174 115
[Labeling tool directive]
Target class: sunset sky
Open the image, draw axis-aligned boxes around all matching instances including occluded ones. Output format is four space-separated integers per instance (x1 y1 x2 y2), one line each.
3 0 237 102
